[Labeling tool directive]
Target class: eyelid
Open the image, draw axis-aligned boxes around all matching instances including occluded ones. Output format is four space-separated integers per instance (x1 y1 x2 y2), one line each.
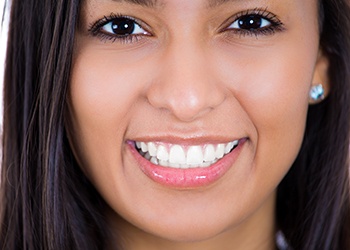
88 13 152 39
219 8 284 34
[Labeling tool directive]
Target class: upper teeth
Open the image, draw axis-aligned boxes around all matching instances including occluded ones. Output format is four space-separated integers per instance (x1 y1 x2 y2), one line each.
135 140 239 169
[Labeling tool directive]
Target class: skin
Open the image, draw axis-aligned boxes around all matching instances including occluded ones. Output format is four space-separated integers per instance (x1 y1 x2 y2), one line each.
69 0 329 249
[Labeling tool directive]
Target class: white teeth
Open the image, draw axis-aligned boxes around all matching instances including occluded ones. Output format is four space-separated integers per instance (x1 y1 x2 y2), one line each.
159 160 169 167
215 144 225 158
169 145 186 164
186 146 203 165
135 140 240 169
201 162 211 168
225 142 234 154
150 156 158 165
203 144 216 162
147 142 157 157
156 145 169 161
169 163 180 168
181 164 190 169
141 142 148 153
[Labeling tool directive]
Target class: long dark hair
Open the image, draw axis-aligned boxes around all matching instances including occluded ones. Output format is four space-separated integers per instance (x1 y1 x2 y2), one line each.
276 0 350 249
1 0 350 249
0 0 109 249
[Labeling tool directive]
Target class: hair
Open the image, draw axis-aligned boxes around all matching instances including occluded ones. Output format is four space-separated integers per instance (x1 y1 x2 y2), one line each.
0 0 349 249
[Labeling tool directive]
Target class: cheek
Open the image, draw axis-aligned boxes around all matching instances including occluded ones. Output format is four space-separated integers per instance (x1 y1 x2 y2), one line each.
242 49 313 155
239 53 311 140
68 47 148 175
214 36 318 190
243 63 310 182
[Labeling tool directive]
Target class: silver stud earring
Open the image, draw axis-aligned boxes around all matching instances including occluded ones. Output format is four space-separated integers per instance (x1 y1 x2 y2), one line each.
309 83 325 102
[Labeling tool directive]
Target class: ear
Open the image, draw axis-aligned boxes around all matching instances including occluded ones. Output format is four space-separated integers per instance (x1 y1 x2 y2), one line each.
309 51 330 104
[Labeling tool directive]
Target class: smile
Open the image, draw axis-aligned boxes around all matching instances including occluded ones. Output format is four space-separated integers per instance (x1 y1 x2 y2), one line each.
129 138 246 188
135 141 239 169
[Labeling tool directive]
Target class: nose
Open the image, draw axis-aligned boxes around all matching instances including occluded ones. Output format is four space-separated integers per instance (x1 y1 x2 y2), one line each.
147 40 226 122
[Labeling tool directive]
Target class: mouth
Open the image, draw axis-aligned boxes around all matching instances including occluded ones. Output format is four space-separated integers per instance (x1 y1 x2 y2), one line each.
128 138 246 188
135 140 239 169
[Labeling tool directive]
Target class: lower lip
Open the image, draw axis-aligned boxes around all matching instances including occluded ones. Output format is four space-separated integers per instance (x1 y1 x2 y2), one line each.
128 139 246 189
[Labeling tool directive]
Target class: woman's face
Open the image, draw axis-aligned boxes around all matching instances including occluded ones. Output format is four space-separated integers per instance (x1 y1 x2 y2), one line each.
70 0 327 246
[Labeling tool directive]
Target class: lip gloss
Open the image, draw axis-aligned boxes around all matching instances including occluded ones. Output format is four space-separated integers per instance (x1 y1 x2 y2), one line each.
128 139 246 189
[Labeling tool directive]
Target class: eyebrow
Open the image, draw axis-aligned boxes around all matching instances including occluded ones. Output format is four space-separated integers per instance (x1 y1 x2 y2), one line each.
207 0 241 8
111 0 238 8
111 0 159 8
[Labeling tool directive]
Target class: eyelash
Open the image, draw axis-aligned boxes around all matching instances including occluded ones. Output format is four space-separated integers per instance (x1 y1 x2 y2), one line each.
223 8 285 37
88 13 150 44
88 8 284 44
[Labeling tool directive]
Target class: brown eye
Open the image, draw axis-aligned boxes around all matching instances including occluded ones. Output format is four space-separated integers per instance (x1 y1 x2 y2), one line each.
102 17 147 36
229 15 271 30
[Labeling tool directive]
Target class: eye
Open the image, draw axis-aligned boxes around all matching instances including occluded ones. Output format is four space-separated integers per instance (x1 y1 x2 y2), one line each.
228 15 272 30
222 9 285 37
101 17 148 37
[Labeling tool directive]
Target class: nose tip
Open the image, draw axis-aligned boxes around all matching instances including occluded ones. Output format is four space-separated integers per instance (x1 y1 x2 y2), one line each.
147 70 226 122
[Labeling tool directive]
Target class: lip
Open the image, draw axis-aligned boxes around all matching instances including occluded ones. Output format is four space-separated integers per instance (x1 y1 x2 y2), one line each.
127 138 247 189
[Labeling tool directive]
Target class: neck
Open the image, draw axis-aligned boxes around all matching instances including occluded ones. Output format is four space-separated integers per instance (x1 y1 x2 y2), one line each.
108 193 277 250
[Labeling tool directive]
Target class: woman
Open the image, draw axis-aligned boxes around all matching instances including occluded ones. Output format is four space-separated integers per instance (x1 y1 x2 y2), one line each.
1 0 350 249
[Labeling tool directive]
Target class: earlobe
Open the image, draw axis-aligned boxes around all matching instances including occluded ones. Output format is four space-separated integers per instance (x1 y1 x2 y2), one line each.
309 51 330 104
309 83 325 103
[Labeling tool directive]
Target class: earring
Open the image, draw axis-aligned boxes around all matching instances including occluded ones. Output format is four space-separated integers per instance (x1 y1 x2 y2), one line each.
309 83 325 102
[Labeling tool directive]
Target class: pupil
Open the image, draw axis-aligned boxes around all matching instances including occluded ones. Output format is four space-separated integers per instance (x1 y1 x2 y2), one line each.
112 18 135 35
238 15 262 30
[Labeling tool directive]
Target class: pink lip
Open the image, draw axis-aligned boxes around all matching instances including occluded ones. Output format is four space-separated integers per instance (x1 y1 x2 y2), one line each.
127 139 247 189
